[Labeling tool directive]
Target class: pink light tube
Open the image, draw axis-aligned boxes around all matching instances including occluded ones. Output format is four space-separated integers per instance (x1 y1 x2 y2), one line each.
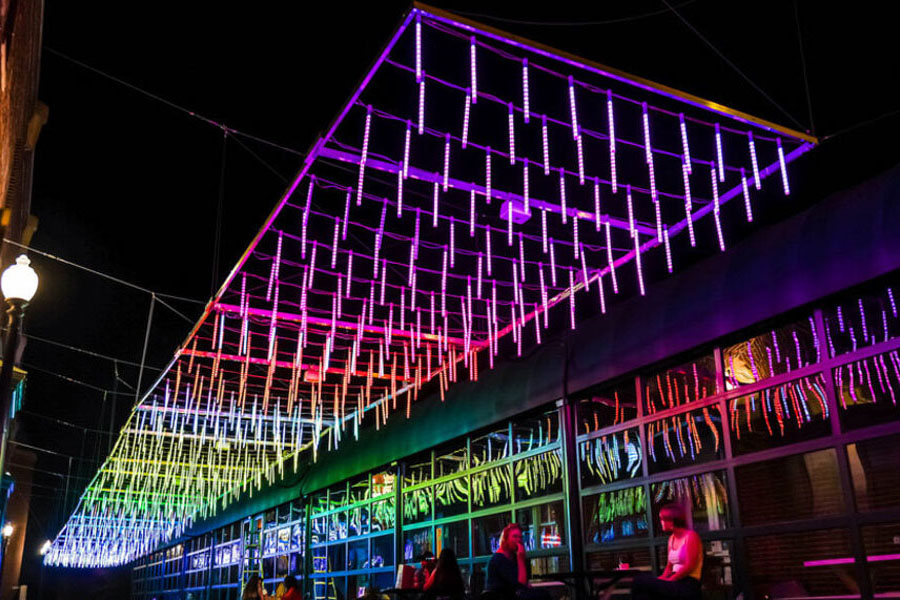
740 167 753 222
715 123 725 182
679 113 692 174
572 215 580 258
682 157 696 247
663 228 673 273
539 263 548 322
507 196 514 246
266 231 283 302
541 208 548 253
418 78 426 135
579 242 589 292
777 138 791 195
470 188 476 236
415 15 422 82
634 232 645 296
485 147 492 203
518 232 526 281
607 90 617 193
575 134 586 185
534 303 541 344
442 133 451 191
568 75 580 139
748 131 761 189
403 120 412 179
432 181 440 227
626 185 635 238
597 272 606 314
605 221 619 293
568 270 576 329
485 227 492 275
476 252 483 298
470 36 478 104
593 178 602 231
654 190 663 243
549 238 558 286
357 106 373 205
441 248 448 316
711 162 726 251
449 218 456 266
331 217 340 268
342 188 351 240
541 115 551 175
508 102 516 165
523 159 530 212
559 169 568 224
522 58 530 123
301 177 314 258
462 89 471 149
396 169 404 217
413 209 421 259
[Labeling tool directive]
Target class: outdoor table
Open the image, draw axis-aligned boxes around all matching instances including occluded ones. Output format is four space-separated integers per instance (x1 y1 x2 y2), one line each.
531 569 642 598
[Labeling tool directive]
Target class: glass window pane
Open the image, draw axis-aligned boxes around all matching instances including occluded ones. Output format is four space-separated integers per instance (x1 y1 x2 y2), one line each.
745 529 857 599
723 317 819 389
729 374 832 455
736 449 843 526
650 471 730 533
347 540 368 571
311 516 328 542
434 476 469 519
644 354 718 414
472 513 511 557
583 485 649 544
862 521 900 596
436 520 469 558
849 433 900 511
579 428 642 489
648 406 725 473
514 449 563 501
577 380 638 435
371 498 395 532
329 484 348 511
311 491 329 515
516 500 566 550
404 452 432 487
349 474 370 504
471 427 511 466
511 409 560 454
836 350 900 429
348 506 369 538
471 465 512 510
402 527 433 563
530 555 565 576
823 281 900 357
435 440 468 478
403 487 433 524
328 511 348 541
371 534 394 567
371 469 396 498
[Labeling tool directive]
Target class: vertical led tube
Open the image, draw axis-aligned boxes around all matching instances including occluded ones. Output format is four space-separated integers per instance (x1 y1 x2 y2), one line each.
575 135 585 185
440 248 448 316
522 159 530 212
568 75 580 138
518 232 526 281
626 184 635 238
402 120 412 179
711 162 726 251
654 190 663 244
559 169 568 224
682 157 696 247
301 176 314 258
541 115 550 175
539 263 548 327
579 242 590 292
663 228 673 273
508 102 516 165
357 106 372 206
507 197 514 246
777 138 791 195
634 232 645 296
593 178 601 231
266 230 283 302
549 238 558 286
418 77 426 135
607 90 617 193
572 215 580 258
522 58 530 123
462 89 471 149
469 36 477 104
485 147 492 204
415 15 422 82
715 123 725 182
597 272 606 314
396 169 404 217
432 180 439 227
413 208 421 259
679 113 692 173
568 270 576 329
476 252 483 298
741 167 753 222
748 131 761 189
449 218 456 267
541 209 548 253
342 187 351 240
441 133 452 191
604 221 618 293
331 217 340 268
469 188 476 237
485 227 492 275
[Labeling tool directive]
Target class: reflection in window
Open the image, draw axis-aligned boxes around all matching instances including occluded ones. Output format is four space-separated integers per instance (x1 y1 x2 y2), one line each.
347 540 368 571
370 534 394 567
515 450 563 501
746 529 857 599
511 410 560 454
648 406 724 473
862 522 900 596
371 498 395 532
371 470 395 497
471 465 512 510
405 452 432 487
403 527 433 562
580 428 642 488
723 318 818 389
651 471 729 532
436 520 469 558
472 513 510 556
583 486 648 544
823 283 900 357
435 442 468 478
403 487 433 524
835 350 900 429
329 484 349 511
848 433 900 511
517 501 566 550
349 475 369 504
328 511 348 541
730 375 831 455
736 449 843 526
578 380 638 435
434 476 469 519
347 506 368 537
311 492 329 515
644 355 718 414
471 428 511 466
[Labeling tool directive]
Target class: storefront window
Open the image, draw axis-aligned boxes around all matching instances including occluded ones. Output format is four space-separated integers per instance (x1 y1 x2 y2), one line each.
580 428 642 488
648 406 724 473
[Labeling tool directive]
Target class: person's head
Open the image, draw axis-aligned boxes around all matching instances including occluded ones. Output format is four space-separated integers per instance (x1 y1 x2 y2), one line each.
284 575 298 590
242 574 263 600
499 523 523 554
658 503 688 532
435 548 459 572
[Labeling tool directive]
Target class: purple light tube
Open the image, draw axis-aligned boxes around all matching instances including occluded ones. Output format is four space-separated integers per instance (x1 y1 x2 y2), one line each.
748 131 760 189
715 123 725 182
575 135 586 185
485 147 492 203
634 232 645 296
432 180 439 226
654 189 663 243
710 162 725 251
418 78 426 135
679 113 692 173
579 243 590 292
470 188 477 236
682 158 696 246
740 167 753 222
507 195 514 246
518 231 526 281
777 138 790 195
559 169 568 224
593 178 601 231
413 209 421 259
449 218 456 266
403 120 412 179
549 238 558 286
397 169 405 217
607 90 617 193
626 184 635 238
441 248 448 315
357 106 373 205
342 188 351 240
470 35 478 104
534 302 541 344
476 252 483 298
541 209 548 253
523 159 530 212
266 231 283 302
485 227 492 275
522 58 530 123
415 15 423 83
331 218 340 268
604 221 618 293
542 115 551 174
597 272 606 314
572 215 580 258
568 75 580 139
568 270 576 329
443 133 451 191
462 89 471 149
663 228 673 273
508 102 516 165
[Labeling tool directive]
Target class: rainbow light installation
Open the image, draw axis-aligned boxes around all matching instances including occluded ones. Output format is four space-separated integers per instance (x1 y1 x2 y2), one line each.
46 5 815 569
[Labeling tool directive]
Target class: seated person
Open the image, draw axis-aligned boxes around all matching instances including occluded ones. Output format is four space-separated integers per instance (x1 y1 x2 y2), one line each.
485 524 549 600
424 549 466 600
632 504 703 600
414 550 437 590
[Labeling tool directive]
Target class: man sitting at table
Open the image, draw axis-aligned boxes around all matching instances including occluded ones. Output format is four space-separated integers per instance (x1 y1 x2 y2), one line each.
485 523 550 600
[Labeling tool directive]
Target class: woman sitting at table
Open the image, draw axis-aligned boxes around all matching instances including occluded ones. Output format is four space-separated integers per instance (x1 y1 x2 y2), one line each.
424 549 466 600
632 504 703 600
485 523 549 600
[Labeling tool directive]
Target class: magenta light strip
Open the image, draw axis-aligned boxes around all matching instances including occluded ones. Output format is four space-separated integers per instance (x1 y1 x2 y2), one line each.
607 90 618 193
508 102 516 165
541 115 551 175
568 75 580 139
714 123 725 182
461 89 471 149
522 58 530 123
470 36 478 104
418 78 426 135
802 558 854 567
679 113 692 173
777 138 790 195
741 168 753 222
682 157 696 247
748 131 761 189
415 15 423 83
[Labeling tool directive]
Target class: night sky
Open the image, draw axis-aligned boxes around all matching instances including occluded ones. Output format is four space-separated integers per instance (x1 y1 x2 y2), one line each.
13 0 900 594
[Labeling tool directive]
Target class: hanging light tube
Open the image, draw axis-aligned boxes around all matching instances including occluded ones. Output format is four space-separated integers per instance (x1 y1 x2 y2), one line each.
748 131 761 190
470 188 477 236
442 133 451 191
462 89 471 149
402 120 412 179
485 147 492 203
549 238 558 286
607 90 617 193
342 188 351 240
523 159 530 212
663 228 673 273
522 58 530 124
679 113 692 174
485 227 492 275
432 181 439 227
777 138 791 195
575 135 586 185
559 168 568 224
541 209 548 253
541 115 550 175
626 184 635 238
397 169 404 217
604 221 618 293
593 177 601 231
414 14 422 83
568 270 576 329
357 106 373 206
741 167 753 222
579 242 590 292
449 218 456 267
682 157 696 247
418 77 426 135
469 36 478 104
508 102 516 165
572 215 580 258
711 162 726 251
331 217 340 268
715 123 725 182
634 232 645 296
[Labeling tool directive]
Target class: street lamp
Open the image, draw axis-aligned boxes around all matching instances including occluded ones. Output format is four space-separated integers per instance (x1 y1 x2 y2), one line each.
39 540 50 556
0 254 38 477
1 524 11 539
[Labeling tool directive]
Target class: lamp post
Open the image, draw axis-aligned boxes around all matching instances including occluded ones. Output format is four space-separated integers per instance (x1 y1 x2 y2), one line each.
0 255 38 479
